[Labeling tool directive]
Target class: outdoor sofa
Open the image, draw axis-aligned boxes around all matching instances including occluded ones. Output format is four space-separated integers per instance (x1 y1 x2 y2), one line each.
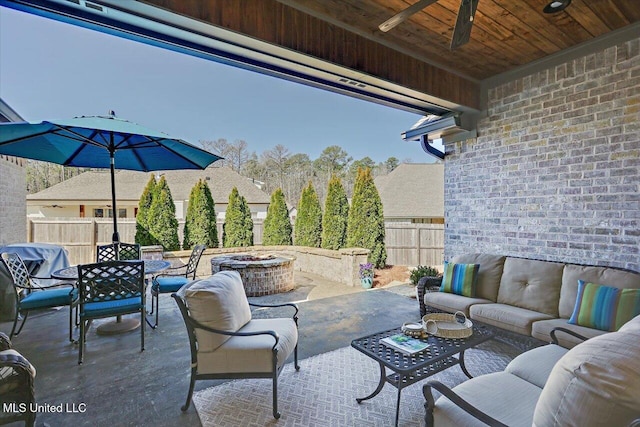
417 253 640 348
423 314 640 426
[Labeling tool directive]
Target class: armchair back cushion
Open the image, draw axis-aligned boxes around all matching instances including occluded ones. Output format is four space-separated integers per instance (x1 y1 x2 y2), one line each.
533 315 640 427
450 254 505 301
497 258 564 316
179 270 252 353
559 264 640 318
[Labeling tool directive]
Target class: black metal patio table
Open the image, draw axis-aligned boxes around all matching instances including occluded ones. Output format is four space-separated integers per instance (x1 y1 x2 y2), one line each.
351 324 494 427
52 260 171 334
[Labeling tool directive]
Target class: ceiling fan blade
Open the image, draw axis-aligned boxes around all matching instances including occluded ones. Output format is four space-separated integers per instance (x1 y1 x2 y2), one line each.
379 0 438 32
450 0 479 50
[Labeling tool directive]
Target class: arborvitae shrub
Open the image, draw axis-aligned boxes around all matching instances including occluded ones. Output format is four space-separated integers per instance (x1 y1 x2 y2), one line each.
321 174 349 250
346 168 387 268
294 182 323 247
183 179 219 249
148 176 180 251
135 175 158 246
223 187 253 247
263 188 293 246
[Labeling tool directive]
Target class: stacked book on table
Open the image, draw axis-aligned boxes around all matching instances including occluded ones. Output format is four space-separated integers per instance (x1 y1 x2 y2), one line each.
380 334 430 355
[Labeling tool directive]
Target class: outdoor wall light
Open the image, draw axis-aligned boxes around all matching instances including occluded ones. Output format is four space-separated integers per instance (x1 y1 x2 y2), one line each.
543 0 571 14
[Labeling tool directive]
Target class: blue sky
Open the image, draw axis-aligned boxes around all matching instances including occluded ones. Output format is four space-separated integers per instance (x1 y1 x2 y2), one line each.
0 6 431 164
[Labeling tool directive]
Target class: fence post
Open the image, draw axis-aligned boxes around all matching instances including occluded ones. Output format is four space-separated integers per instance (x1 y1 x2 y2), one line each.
92 219 98 262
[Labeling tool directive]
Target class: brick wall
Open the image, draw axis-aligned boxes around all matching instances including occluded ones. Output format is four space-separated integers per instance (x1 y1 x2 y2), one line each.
0 156 27 244
445 37 640 272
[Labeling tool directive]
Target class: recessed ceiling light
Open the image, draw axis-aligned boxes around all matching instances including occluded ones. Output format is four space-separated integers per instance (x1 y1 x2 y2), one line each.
543 0 571 14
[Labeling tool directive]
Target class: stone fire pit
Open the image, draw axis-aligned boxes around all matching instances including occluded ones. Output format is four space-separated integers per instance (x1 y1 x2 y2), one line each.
210 253 296 296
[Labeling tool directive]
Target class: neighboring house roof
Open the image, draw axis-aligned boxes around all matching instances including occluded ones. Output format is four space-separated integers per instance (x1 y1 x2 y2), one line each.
27 166 271 205
374 163 443 219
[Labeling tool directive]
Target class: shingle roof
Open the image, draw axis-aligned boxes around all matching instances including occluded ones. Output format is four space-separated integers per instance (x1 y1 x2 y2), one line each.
374 163 443 219
26 166 270 204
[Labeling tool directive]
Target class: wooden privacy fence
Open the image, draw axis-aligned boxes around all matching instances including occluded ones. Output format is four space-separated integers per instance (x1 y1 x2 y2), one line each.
27 217 266 265
27 218 442 267
384 223 444 267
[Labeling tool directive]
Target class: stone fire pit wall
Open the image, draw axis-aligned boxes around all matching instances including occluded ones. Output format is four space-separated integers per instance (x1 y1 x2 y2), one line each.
163 246 370 287
210 254 295 296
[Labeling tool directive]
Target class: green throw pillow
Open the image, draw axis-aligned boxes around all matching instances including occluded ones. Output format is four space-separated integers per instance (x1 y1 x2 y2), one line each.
439 262 480 298
568 280 640 332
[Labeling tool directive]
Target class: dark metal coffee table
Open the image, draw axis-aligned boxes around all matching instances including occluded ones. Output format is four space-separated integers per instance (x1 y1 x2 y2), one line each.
351 324 494 426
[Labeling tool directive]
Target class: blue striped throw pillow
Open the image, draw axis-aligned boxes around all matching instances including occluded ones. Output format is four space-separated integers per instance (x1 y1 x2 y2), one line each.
568 280 640 332
439 262 480 298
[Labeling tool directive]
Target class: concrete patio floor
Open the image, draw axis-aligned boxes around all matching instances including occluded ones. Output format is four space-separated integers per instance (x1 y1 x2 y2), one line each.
1 272 420 427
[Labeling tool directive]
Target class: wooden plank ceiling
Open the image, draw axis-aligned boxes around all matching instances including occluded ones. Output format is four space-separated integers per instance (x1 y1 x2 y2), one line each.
142 0 639 110
274 0 640 81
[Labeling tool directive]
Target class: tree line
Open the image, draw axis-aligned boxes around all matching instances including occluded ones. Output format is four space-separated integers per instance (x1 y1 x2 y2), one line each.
134 167 387 268
24 139 404 203
199 138 403 205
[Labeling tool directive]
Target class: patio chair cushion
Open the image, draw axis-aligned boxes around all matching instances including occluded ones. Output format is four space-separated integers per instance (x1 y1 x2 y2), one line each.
450 254 505 301
531 318 606 348
197 318 298 374
559 264 640 319
180 270 252 353
533 320 640 426
153 276 190 293
433 372 541 427
469 303 554 335
568 281 640 332
82 297 142 317
504 344 567 389
439 262 479 297
497 258 564 317
19 287 77 310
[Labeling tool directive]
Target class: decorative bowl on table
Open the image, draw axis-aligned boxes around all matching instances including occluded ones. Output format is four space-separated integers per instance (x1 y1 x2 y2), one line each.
422 311 473 339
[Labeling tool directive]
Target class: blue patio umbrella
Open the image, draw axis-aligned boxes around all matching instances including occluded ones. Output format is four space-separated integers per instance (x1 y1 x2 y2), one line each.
0 113 222 243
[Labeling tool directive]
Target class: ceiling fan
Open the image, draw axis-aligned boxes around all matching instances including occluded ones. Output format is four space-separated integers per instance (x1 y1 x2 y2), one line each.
378 0 479 50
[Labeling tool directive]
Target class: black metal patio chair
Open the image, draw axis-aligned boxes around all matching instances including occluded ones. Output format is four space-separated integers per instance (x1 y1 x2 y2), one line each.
0 252 78 342
96 242 141 262
148 244 205 329
76 260 145 364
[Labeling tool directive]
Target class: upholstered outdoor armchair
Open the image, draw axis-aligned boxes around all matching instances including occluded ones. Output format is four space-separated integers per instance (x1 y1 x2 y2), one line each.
172 270 300 419
0 332 36 427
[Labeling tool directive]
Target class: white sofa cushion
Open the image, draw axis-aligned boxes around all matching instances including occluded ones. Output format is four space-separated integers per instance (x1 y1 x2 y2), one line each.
434 372 542 427
505 344 567 389
498 258 564 317
531 318 606 348
423 292 492 316
178 271 252 353
197 318 298 374
533 322 640 426
470 303 554 335
451 254 506 302
559 264 640 319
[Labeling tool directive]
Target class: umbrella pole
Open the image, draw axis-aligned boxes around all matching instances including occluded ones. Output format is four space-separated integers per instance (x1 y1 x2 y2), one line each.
110 149 120 243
